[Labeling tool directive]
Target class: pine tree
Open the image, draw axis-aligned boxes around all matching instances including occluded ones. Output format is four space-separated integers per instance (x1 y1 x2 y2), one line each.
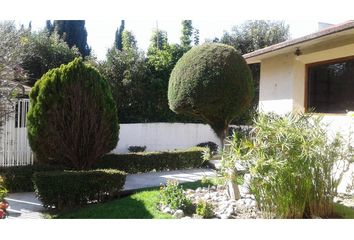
114 20 125 50
53 20 91 57
180 20 193 49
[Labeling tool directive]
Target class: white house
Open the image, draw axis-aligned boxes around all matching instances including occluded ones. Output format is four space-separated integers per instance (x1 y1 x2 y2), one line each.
243 21 354 193
243 21 354 137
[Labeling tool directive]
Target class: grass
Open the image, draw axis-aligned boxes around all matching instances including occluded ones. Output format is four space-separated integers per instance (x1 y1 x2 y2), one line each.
333 203 354 219
47 180 215 219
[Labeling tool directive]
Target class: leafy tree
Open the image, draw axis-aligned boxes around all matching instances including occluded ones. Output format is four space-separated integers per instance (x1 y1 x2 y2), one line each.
21 30 80 86
168 43 254 146
114 20 125 50
149 29 168 50
53 20 91 57
99 46 151 123
180 20 193 49
0 21 26 82
219 20 289 123
122 30 137 51
27 58 118 170
0 21 27 123
220 20 289 55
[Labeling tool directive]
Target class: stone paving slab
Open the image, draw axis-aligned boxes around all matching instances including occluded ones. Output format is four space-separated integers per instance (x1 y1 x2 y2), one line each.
5 192 45 219
123 168 216 191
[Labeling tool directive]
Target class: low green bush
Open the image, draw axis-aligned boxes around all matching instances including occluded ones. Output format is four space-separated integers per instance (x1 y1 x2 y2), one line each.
95 147 205 173
159 180 194 213
0 165 66 192
33 169 126 210
196 200 214 219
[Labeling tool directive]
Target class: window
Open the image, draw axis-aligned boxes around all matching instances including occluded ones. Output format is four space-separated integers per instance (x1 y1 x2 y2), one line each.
307 57 354 114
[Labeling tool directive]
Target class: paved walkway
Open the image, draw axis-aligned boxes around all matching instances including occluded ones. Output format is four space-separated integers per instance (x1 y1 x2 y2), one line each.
4 168 216 219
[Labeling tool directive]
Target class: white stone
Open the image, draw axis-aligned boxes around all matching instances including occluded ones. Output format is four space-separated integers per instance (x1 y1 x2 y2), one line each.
173 210 184 219
181 216 192 219
162 206 172 214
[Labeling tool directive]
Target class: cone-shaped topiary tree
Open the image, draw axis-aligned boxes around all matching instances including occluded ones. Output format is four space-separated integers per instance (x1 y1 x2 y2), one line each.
168 43 253 148
27 58 119 170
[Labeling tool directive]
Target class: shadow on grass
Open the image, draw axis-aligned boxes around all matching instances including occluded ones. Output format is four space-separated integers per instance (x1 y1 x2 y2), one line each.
47 180 214 219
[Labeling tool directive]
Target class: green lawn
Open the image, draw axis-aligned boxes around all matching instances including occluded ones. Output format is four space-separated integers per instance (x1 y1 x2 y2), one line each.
333 203 354 219
49 181 213 219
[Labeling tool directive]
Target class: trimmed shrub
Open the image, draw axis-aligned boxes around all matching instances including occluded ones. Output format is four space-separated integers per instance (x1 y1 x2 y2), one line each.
95 147 205 173
0 165 66 192
128 145 147 153
196 142 218 154
27 58 119 170
33 169 126 210
168 43 254 144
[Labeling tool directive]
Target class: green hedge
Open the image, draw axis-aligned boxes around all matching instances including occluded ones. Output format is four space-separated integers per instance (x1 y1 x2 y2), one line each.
0 165 66 192
33 169 126 210
95 147 206 173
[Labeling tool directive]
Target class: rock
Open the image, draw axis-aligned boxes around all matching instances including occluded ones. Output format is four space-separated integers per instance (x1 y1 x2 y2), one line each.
220 214 230 219
162 206 172 214
173 209 184 219
181 216 192 219
196 187 202 193
193 214 203 219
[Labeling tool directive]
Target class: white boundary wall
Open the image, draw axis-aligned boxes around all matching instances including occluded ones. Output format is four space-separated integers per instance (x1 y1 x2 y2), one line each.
111 123 220 154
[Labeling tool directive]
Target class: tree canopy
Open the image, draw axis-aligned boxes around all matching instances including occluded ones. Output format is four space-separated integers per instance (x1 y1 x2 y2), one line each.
168 43 254 143
53 20 91 57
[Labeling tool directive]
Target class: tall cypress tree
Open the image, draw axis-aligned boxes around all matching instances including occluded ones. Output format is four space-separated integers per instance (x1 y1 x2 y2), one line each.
180 20 193 49
45 20 54 33
53 20 91 57
114 20 125 50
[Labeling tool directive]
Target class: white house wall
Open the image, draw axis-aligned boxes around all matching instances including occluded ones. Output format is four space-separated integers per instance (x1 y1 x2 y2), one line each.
259 53 295 114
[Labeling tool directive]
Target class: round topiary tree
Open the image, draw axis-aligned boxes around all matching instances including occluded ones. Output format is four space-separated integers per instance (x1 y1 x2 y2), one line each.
168 43 254 148
27 58 119 170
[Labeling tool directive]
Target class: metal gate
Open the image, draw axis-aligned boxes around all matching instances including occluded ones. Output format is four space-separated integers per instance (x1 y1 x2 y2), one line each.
0 98 33 166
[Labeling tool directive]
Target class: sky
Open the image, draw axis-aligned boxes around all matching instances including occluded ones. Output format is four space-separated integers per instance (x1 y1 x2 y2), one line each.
17 19 346 61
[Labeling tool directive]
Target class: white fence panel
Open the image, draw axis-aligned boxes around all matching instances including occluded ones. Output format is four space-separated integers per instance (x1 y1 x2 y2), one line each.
112 123 220 154
0 98 33 167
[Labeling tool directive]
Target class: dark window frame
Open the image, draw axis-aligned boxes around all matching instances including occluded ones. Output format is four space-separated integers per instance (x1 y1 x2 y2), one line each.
305 56 354 114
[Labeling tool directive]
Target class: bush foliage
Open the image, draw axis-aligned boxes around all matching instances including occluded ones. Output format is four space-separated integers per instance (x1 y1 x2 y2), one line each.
168 43 253 142
0 165 66 192
128 146 147 153
33 169 126 210
223 113 353 218
95 147 205 173
27 58 119 170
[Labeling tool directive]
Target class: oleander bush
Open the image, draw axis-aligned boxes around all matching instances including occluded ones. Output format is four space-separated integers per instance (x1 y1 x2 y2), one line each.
95 147 205 173
0 165 67 192
33 169 126 210
223 112 353 218
27 58 118 170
